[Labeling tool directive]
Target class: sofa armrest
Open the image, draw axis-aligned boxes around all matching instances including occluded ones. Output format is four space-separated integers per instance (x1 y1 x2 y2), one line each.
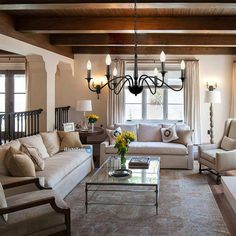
187 143 194 170
216 150 236 172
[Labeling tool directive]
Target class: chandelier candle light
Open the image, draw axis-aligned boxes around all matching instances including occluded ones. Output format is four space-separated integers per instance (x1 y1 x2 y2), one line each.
85 0 186 97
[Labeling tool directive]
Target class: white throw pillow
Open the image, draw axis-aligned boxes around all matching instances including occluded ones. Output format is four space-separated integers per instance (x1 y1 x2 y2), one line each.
161 125 179 143
106 127 122 145
221 136 236 151
0 182 7 223
19 135 49 159
138 124 162 142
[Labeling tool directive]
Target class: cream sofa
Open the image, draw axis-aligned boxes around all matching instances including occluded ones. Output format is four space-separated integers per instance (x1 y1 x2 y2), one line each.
0 132 93 198
100 123 194 169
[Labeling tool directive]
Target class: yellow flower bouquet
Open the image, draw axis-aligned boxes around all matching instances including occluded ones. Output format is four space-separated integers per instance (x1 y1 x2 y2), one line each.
114 131 136 166
86 114 99 123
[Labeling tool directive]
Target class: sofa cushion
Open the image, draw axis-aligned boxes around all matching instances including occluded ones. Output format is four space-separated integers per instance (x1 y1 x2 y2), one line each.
0 140 21 175
36 149 91 188
201 149 226 164
221 136 236 151
58 131 83 151
161 125 179 143
19 135 49 159
228 120 236 139
4 147 36 177
1 190 67 236
173 130 193 146
106 142 188 155
114 124 137 140
40 131 60 156
138 124 162 142
0 182 8 223
106 127 122 145
21 144 45 171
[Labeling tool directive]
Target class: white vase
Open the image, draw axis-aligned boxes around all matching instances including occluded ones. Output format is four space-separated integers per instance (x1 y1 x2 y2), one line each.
91 123 94 132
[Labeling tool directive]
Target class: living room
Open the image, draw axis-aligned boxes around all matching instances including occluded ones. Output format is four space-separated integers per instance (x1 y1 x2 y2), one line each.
0 1 236 236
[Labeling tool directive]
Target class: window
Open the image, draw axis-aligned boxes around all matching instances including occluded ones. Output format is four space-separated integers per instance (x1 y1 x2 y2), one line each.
124 64 184 122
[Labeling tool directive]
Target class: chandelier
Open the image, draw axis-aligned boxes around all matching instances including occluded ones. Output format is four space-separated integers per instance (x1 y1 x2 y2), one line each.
85 0 185 97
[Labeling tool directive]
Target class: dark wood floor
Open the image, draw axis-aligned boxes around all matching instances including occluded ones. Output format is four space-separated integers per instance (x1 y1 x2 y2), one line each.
205 170 236 236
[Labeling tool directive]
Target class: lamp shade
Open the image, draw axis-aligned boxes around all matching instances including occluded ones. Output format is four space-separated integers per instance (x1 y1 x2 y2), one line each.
76 100 92 111
204 90 221 104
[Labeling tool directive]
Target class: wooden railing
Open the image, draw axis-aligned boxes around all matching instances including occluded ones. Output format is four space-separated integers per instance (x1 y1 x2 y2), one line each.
55 106 71 131
0 109 43 144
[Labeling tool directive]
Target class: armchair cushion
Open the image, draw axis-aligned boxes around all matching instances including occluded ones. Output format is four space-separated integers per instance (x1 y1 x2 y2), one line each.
228 120 236 139
0 183 7 223
4 147 36 177
0 190 68 236
221 136 236 151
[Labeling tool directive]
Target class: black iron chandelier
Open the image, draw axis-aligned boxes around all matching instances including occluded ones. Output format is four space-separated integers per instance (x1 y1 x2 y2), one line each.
85 0 185 97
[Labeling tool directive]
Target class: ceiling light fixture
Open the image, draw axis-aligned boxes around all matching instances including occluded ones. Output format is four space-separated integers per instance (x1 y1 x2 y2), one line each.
85 0 185 97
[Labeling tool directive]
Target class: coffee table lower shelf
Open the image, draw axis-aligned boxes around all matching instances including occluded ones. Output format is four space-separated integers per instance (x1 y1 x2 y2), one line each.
85 183 159 215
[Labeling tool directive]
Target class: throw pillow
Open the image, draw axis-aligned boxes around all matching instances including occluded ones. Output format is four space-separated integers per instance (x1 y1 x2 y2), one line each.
138 124 162 142
173 130 193 146
114 124 138 140
58 131 83 151
161 125 179 143
221 136 236 151
40 131 60 156
4 147 36 177
106 127 122 145
21 144 45 171
19 135 49 158
0 182 8 223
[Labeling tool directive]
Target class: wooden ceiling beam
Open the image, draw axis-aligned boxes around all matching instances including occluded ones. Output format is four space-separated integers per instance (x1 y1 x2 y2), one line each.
16 16 236 33
1 1 236 10
72 46 236 54
51 33 236 46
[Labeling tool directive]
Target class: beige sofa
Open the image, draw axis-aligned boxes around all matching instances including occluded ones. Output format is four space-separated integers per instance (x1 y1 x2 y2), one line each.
0 132 93 198
100 123 194 169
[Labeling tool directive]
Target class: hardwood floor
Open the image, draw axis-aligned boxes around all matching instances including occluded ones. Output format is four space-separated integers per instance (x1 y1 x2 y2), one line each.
205 170 236 236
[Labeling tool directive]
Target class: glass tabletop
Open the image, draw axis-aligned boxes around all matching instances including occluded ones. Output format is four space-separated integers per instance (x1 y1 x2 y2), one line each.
88 156 160 186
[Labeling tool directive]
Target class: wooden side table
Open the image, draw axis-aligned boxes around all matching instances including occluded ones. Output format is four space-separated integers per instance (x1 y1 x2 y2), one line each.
76 127 104 144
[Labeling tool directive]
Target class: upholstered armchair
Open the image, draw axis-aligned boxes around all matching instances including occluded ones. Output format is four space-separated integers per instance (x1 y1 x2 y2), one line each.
0 178 71 236
198 119 236 184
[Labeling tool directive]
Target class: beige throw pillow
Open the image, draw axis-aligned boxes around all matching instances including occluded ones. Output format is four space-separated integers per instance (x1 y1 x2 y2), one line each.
0 182 7 223
114 124 138 141
173 130 193 146
58 131 83 151
4 147 36 177
21 144 45 171
106 127 122 145
40 131 60 156
221 136 236 151
138 124 162 142
161 125 179 143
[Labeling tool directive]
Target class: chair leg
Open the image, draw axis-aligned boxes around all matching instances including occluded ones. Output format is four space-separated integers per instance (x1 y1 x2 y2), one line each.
216 173 221 185
199 163 202 174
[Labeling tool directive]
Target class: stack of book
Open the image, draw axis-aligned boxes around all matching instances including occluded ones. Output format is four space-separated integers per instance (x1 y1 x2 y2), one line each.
128 157 150 169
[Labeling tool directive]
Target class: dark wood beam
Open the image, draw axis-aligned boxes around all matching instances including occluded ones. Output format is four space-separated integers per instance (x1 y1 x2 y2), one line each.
0 12 73 58
72 46 236 54
16 16 236 33
51 33 236 46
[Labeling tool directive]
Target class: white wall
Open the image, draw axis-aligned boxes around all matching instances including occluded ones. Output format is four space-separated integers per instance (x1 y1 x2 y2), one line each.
55 54 234 144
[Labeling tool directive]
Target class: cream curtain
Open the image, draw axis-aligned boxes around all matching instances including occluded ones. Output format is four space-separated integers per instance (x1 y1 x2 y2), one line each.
25 59 31 110
107 59 126 127
184 61 201 144
230 62 236 117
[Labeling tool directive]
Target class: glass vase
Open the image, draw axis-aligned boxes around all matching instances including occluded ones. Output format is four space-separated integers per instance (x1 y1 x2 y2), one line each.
120 154 126 168
90 123 94 132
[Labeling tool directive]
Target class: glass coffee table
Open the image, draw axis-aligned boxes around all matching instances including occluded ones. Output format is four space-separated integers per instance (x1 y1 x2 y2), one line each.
85 156 160 214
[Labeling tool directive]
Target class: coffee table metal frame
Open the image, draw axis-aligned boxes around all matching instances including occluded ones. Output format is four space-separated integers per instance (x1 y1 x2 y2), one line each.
85 156 160 215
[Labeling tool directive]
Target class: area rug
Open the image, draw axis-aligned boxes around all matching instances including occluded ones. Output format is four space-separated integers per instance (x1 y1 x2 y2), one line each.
65 167 229 236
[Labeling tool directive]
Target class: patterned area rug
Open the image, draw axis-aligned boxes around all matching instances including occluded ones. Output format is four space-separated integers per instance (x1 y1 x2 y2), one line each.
65 167 229 236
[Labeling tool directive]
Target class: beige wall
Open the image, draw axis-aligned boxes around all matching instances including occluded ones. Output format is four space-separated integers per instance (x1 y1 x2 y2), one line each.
55 54 233 144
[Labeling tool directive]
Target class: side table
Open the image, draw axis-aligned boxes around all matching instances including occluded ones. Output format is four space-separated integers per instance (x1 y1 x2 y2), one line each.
76 127 104 144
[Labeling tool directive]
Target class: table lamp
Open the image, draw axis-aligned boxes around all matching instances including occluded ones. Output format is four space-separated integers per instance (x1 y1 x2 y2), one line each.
204 88 221 144
76 100 92 130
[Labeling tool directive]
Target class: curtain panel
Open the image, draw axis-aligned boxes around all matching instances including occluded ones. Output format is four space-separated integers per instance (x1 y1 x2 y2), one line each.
184 61 201 144
230 62 236 118
107 59 126 127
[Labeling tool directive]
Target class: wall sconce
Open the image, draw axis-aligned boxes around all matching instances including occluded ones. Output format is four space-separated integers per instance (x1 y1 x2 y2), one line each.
206 82 217 91
91 79 104 99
